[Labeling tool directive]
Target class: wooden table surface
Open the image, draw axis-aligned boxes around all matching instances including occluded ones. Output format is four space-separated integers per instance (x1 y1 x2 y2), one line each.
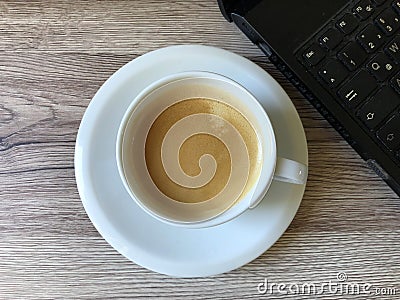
1 1 399 299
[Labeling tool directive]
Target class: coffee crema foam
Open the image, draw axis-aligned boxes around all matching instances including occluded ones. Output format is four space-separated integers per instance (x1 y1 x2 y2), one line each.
145 98 262 204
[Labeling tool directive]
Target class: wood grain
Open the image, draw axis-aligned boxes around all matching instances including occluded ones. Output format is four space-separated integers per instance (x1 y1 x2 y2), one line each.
0 1 399 299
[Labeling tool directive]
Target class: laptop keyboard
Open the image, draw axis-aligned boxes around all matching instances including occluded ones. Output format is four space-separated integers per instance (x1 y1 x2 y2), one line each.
298 0 400 163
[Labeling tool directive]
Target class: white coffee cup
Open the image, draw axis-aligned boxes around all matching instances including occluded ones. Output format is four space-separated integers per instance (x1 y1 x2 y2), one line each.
116 71 307 228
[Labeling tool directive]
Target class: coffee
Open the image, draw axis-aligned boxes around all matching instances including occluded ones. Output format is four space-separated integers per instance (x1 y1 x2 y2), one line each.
117 72 307 226
145 98 262 204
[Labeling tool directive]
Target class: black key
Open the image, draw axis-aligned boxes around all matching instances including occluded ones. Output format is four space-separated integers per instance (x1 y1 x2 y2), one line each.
367 52 396 81
319 28 343 50
357 25 386 53
302 44 325 66
338 70 378 107
338 42 368 71
393 1 400 14
385 35 400 61
390 71 400 93
353 0 375 19
377 113 400 150
318 59 348 87
337 14 359 34
373 0 386 5
376 8 400 35
357 87 400 128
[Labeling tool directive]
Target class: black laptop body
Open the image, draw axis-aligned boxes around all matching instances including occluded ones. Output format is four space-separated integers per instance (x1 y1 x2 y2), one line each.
218 0 400 197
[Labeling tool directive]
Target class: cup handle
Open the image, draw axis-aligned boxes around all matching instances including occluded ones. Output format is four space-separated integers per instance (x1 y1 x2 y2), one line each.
274 157 308 185
249 157 307 209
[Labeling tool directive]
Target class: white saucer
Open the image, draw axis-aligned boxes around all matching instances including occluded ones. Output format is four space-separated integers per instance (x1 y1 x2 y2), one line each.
74 45 308 277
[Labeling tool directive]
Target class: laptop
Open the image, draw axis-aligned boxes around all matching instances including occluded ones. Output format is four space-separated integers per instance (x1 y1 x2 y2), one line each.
218 0 400 197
